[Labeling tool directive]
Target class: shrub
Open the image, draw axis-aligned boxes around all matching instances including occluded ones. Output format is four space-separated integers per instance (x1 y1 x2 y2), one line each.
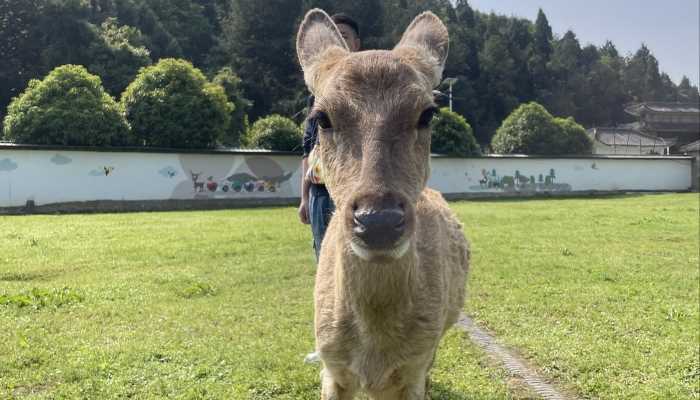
554 116 593 155
2 65 129 146
491 102 591 155
431 108 481 156
247 114 302 151
121 58 232 148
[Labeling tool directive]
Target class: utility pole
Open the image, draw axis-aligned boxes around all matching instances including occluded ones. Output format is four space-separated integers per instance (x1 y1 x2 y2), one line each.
442 77 458 112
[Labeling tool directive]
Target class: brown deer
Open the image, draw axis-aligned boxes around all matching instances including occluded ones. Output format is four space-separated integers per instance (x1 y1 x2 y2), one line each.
296 9 470 399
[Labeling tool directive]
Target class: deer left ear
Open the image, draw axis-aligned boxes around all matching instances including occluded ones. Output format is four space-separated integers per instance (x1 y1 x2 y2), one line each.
296 9 349 93
393 12 449 88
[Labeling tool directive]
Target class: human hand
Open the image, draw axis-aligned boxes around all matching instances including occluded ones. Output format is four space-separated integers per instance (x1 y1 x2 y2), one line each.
299 200 310 224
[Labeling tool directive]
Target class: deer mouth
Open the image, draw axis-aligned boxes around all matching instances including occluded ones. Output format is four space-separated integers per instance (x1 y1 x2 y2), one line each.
350 237 411 261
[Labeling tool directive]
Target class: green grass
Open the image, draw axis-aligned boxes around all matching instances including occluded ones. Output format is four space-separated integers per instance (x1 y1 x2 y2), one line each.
455 194 699 399
0 206 522 399
0 194 697 399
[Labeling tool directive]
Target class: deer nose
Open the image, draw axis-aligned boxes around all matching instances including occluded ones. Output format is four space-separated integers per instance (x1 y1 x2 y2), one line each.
352 207 406 249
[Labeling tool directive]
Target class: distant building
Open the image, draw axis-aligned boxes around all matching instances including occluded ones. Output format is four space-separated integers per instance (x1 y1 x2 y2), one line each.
588 127 674 155
625 102 700 145
589 102 699 155
678 139 700 157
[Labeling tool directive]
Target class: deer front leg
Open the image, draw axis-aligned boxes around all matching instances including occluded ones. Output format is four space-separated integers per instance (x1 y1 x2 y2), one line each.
321 367 359 400
367 369 428 400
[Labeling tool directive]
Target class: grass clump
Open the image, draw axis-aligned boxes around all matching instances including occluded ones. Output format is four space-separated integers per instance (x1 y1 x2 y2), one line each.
0 287 83 310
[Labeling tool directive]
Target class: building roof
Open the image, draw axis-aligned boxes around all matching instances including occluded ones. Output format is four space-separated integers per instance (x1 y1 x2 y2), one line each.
625 102 700 116
678 139 700 153
588 127 677 147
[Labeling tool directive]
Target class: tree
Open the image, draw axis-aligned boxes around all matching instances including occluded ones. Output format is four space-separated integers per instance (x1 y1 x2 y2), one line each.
546 30 584 119
0 0 47 129
3 65 128 146
141 0 217 66
491 102 591 155
87 18 152 96
212 67 252 147
554 117 593 155
624 44 663 101
247 114 302 151
430 108 480 157
121 58 232 148
219 0 303 120
532 9 552 60
677 76 700 103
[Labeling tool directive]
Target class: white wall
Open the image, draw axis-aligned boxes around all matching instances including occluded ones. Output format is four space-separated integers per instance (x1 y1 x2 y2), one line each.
0 148 693 208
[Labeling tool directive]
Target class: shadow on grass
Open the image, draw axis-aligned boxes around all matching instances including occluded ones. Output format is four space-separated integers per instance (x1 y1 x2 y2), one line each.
0 270 62 282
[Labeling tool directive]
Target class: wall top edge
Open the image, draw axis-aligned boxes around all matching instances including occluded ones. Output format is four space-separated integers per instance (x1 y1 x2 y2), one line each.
0 143 694 160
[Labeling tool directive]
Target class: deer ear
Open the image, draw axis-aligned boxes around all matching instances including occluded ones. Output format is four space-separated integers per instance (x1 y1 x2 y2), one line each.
393 12 449 88
296 9 349 92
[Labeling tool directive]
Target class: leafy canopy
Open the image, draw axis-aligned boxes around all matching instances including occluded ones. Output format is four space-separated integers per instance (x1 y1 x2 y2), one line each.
3 64 128 146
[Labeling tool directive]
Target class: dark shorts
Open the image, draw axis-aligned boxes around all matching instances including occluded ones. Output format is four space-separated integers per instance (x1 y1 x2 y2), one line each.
309 184 335 261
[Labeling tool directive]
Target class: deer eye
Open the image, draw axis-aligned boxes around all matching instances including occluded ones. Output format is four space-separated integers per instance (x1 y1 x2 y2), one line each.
312 111 333 130
417 106 438 129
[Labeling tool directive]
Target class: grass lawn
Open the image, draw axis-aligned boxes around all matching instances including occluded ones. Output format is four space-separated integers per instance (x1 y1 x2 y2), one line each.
1 193 697 399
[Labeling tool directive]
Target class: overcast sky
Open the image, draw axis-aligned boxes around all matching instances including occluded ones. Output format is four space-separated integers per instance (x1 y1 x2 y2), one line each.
466 0 700 85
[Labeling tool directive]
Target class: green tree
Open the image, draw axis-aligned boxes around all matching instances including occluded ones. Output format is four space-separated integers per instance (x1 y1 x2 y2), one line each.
212 67 252 147
219 0 303 119
491 102 590 155
430 108 481 157
677 76 700 103
546 30 584 119
142 0 217 66
87 18 152 96
624 44 663 101
247 114 302 151
554 117 593 155
3 65 128 146
121 58 232 148
0 0 47 128
532 9 552 60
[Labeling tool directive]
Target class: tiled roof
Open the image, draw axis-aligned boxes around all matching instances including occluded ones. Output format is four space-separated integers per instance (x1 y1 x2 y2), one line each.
678 139 700 153
625 102 700 116
588 127 677 147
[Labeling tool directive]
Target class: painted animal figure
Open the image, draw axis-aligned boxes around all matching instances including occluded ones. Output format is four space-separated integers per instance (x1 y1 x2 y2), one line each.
296 9 470 399
189 170 204 192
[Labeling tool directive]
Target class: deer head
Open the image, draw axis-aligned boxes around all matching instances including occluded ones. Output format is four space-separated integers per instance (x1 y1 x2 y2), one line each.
296 9 449 261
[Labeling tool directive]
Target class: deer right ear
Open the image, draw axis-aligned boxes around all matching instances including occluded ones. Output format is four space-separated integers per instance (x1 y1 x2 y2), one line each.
296 9 349 93
393 12 449 88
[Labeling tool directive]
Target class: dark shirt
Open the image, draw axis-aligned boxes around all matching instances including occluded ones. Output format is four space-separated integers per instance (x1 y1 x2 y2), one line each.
302 95 318 158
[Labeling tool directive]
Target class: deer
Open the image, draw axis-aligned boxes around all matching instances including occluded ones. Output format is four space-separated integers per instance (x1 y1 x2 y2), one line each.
189 170 204 192
296 9 470 400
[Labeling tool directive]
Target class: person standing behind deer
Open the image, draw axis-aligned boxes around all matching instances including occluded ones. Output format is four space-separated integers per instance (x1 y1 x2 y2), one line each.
298 13 361 261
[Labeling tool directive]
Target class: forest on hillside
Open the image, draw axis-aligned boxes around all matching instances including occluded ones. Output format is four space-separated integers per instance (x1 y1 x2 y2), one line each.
2 0 699 145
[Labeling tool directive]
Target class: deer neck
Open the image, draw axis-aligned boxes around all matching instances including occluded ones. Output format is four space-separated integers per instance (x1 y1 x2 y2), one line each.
335 233 419 318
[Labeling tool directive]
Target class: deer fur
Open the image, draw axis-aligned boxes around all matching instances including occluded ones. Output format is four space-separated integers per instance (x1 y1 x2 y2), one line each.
296 9 469 399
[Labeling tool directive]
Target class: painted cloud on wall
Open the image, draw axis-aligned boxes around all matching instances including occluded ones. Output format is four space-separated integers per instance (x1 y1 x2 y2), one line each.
158 166 178 178
51 154 72 165
0 158 18 172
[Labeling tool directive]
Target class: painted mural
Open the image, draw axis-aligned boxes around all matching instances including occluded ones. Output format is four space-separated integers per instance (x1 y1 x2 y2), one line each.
467 167 572 193
50 154 72 165
171 155 296 199
0 158 18 172
0 147 692 208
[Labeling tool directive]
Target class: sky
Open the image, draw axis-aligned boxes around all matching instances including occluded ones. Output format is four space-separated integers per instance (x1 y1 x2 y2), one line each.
466 0 700 85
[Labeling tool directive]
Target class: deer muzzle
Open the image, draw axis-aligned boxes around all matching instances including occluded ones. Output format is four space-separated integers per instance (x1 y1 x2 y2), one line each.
347 191 413 260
